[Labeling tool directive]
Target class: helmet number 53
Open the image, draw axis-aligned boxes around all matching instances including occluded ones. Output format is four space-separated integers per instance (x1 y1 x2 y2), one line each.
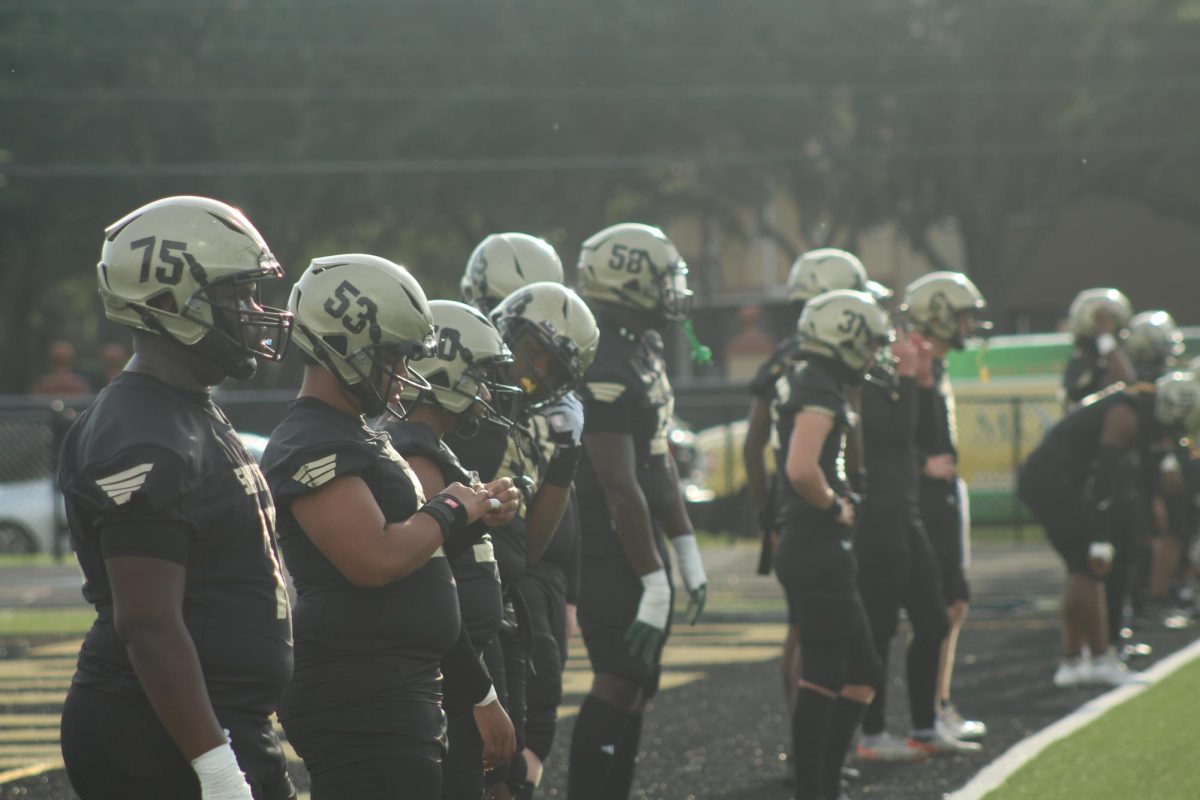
129 236 188 286
323 280 380 335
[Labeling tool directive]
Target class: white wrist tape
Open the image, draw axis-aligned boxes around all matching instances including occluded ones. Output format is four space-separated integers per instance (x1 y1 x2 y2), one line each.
475 684 499 708
1096 333 1117 356
191 743 253 800
670 534 707 591
636 569 671 630
1089 542 1115 564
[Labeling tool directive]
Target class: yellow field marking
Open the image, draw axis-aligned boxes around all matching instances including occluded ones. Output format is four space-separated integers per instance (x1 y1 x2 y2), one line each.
0 761 61 783
29 642 82 658
0 744 61 757
0 714 59 727
0 663 74 678
0 691 66 705
661 645 780 667
0 729 60 743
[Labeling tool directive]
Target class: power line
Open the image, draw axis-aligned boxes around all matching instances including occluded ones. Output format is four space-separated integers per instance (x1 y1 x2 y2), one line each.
5 138 1198 180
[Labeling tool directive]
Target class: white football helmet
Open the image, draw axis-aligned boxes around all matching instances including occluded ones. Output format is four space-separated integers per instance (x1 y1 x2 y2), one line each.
1067 288 1133 339
900 271 991 348
577 223 692 321
1155 371 1200 437
97 195 293 379
786 248 869 303
460 232 565 313
797 290 895 374
1126 310 1184 380
289 254 435 418
491 282 600 409
408 300 522 430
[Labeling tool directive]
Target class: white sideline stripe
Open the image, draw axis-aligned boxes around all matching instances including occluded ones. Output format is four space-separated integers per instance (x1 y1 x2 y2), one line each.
947 636 1200 800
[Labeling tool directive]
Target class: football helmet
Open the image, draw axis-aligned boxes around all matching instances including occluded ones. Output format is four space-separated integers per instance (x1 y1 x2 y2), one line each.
900 271 991 348
97 195 293 379
460 232 565 313
796 289 895 374
1154 371 1200 437
1067 288 1133 338
1125 310 1184 380
492 281 600 409
786 248 869 303
406 300 522 431
577 223 692 321
289 254 435 418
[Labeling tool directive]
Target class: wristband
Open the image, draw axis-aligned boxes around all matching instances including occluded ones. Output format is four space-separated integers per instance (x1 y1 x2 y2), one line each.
1089 542 1115 564
543 445 581 488
1096 332 1117 356
670 533 707 592
191 743 253 800
475 684 499 708
636 568 672 630
419 492 470 540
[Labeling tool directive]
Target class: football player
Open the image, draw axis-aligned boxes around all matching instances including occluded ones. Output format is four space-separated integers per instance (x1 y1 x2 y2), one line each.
566 223 708 800
770 289 890 800
900 271 990 741
261 255 520 798
58 196 296 800
1061 288 1136 408
447 278 598 799
1019 372 1200 686
380 301 522 799
742 249 868 722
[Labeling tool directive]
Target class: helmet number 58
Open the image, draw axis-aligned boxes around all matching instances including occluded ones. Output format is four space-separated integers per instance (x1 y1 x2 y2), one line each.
609 244 649 274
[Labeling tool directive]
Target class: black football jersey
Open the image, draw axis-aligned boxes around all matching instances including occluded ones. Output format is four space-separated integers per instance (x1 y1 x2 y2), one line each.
58 372 292 716
262 397 459 734
1024 384 1157 491
576 319 675 512
917 359 958 466
862 362 920 505
1062 344 1112 406
382 418 503 647
749 336 804 401
770 356 855 524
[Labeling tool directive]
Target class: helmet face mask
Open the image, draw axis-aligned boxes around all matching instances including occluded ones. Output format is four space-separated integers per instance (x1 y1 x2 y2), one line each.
1068 288 1133 339
505 323 577 409
98 196 294 380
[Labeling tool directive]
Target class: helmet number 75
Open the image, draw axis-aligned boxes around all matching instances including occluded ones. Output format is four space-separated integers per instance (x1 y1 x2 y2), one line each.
129 237 188 286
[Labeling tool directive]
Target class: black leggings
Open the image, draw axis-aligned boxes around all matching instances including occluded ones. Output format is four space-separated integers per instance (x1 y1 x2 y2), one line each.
521 566 569 762
856 511 949 733
61 684 295 800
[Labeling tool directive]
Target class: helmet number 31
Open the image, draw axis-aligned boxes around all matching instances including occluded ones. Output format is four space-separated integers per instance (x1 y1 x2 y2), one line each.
323 279 379 335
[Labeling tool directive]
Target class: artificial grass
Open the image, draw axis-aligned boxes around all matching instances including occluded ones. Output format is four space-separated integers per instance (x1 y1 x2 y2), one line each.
0 608 93 637
984 652 1200 800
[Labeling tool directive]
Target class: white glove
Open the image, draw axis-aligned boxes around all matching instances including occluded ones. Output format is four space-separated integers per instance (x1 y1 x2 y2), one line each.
670 534 708 624
543 392 584 448
192 743 254 800
1096 333 1117 356
1088 542 1115 564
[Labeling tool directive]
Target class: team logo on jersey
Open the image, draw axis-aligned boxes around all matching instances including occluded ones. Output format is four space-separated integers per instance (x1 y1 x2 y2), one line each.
292 454 338 488
94 463 154 506
234 464 269 496
586 381 626 403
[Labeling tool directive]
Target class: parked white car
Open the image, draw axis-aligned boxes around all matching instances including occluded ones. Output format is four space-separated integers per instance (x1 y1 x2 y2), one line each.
0 431 272 555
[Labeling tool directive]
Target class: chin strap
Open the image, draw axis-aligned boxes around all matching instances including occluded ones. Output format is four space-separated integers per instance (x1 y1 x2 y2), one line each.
683 319 712 366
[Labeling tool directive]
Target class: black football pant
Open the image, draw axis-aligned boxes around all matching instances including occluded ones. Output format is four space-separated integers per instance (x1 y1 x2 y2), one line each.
61 684 296 800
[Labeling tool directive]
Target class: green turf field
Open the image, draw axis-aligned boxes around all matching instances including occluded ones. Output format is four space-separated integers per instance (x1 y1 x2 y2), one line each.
983 651 1200 800
0 608 93 637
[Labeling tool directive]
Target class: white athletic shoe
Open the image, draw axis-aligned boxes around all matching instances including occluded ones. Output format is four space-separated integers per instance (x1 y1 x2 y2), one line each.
1053 657 1090 688
909 730 983 756
855 732 929 763
937 702 987 741
1087 650 1144 687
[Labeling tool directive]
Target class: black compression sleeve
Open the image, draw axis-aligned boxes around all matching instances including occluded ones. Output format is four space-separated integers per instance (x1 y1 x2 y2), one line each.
441 623 493 705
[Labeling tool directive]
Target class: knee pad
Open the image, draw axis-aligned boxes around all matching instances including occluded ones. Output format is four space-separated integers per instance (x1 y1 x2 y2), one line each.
800 639 848 693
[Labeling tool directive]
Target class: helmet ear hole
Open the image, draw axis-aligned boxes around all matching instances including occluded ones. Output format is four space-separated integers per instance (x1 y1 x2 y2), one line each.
322 334 349 357
146 291 179 314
